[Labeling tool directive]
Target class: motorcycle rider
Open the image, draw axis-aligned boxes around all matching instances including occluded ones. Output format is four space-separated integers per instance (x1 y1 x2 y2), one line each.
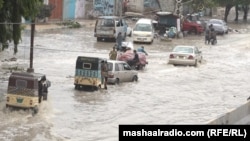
128 50 139 69
137 46 148 55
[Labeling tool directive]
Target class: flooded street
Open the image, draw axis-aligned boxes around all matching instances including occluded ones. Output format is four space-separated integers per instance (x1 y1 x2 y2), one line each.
0 23 250 141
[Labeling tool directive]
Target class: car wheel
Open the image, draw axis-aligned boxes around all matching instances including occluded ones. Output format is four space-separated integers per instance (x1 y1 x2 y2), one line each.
115 78 120 85
97 37 102 42
194 60 198 67
32 106 39 116
132 75 138 82
199 56 203 63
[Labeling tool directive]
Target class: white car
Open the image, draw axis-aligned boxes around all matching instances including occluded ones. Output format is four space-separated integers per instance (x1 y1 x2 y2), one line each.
107 60 138 84
168 45 203 67
206 19 228 35
132 18 155 44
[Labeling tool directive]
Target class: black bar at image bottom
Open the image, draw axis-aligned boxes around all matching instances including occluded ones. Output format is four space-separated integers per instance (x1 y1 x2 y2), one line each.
119 125 250 141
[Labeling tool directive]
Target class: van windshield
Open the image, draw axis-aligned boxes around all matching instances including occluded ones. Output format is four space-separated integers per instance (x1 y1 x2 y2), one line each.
97 19 115 27
134 24 152 31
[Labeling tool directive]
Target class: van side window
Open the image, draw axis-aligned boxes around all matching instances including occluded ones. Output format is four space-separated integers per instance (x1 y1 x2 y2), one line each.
118 63 124 71
116 20 121 27
108 63 113 71
115 63 119 71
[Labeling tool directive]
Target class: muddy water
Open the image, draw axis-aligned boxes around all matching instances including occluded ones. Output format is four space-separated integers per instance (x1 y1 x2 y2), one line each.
0 24 250 141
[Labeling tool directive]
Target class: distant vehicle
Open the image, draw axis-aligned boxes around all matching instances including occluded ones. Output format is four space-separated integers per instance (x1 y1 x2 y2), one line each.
185 13 207 30
182 18 204 34
132 18 155 44
6 72 51 114
74 56 106 90
107 60 138 84
153 12 203 35
94 16 128 41
206 19 228 35
168 45 203 67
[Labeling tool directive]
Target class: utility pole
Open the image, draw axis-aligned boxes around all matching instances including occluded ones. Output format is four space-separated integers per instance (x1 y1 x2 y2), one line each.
27 19 35 73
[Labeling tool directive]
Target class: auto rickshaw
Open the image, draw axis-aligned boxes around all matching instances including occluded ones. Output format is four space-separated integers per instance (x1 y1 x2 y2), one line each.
74 56 107 90
6 72 51 114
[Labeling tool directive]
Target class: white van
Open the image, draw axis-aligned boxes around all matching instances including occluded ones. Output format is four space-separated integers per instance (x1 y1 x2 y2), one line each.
132 18 155 44
94 16 128 42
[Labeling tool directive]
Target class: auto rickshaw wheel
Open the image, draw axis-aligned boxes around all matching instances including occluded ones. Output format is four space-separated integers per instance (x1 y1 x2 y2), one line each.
132 75 138 82
115 78 120 85
32 106 39 116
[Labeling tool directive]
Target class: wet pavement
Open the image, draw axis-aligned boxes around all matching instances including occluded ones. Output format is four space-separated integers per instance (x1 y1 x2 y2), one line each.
0 20 250 141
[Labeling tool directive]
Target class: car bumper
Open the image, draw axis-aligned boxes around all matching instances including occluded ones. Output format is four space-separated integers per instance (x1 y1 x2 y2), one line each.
168 59 196 66
133 37 152 43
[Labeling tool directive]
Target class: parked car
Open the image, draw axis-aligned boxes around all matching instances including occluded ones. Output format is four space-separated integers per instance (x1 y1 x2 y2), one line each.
107 60 138 84
206 19 228 35
168 45 203 67
132 18 155 44
94 16 128 41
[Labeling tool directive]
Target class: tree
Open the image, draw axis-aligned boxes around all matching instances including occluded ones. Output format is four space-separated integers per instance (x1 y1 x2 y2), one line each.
212 0 249 22
0 0 43 54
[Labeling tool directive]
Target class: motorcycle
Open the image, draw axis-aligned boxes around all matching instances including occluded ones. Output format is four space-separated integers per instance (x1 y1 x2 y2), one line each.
117 49 148 70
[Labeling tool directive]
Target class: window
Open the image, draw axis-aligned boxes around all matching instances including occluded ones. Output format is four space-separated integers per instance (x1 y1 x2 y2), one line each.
16 80 27 88
123 63 131 70
118 63 124 71
115 63 119 71
83 63 91 69
108 63 113 71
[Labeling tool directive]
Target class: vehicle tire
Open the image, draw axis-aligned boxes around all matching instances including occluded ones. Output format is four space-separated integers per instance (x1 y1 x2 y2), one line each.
199 56 203 63
115 78 120 85
75 85 79 90
190 27 197 34
97 37 102 42
194 60 199 67
32 106 39 116
132 75 138 82
150 39 154 44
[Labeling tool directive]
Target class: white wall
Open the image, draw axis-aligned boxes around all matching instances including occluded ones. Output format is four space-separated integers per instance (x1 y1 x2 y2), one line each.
208 101 250 124
75 0 86 18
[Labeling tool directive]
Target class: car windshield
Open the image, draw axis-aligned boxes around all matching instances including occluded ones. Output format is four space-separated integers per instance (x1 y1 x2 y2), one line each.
134 24 152 31
173 47 194 53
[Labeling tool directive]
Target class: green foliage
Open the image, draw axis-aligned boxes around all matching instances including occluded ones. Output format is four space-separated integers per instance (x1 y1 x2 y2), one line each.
0 0 3 9
57 20 82 28
0 0 43 54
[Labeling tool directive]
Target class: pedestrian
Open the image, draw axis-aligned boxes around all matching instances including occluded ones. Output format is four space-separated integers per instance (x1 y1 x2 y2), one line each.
137 46 148 55
109 46 117 60
132 49 140 66
101 60 108 89
204 28 210 44
116 32 123 51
